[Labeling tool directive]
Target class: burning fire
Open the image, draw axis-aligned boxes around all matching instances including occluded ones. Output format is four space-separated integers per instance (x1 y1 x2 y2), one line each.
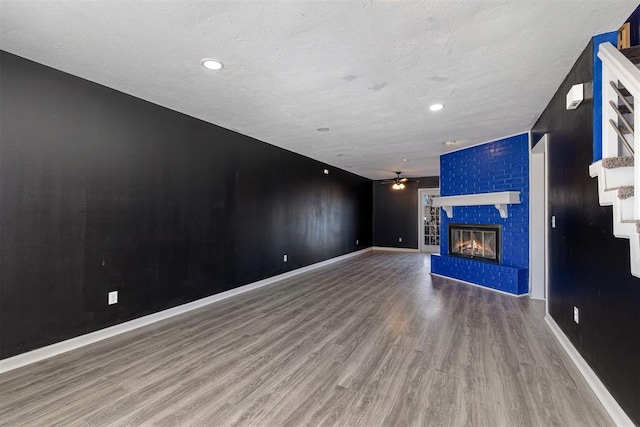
450 226 498 261
456 239 494 256
454 233 496 258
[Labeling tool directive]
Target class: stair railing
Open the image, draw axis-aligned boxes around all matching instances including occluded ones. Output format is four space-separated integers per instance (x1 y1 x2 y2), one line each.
599 42 640 217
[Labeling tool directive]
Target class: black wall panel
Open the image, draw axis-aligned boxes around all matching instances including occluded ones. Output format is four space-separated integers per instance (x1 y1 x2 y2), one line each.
624 3 640 47
373 176 439 249
0 51 373 358
532 42 640 424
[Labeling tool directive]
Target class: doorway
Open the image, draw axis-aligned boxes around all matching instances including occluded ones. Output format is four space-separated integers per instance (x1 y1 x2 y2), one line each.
418 188 441 253
530 134 548 301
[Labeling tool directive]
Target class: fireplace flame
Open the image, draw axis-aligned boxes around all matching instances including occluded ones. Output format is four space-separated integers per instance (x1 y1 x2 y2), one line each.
456 239 495 256
450 225 498 261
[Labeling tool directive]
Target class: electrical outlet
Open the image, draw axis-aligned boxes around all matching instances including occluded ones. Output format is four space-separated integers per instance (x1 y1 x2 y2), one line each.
551 215 556 228
573 306 579 324
356 239 359 245
108 291 118 305
399 237 403 242
283 254 288 262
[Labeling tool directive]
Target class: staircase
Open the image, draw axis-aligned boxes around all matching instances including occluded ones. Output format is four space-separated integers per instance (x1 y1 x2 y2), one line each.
590 42 640 277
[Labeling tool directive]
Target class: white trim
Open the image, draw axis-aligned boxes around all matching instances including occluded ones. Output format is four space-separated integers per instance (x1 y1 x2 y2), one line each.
598 42 640 218
429 272 527 297
589 160 640 278
545 315 635 427
418 188 441 253
372 246 420 253
529 133 548 302
544 136 550 311
420 247 440 253
432 191 521 219
598 42 640 98
0 247 373 374
442 131 530 155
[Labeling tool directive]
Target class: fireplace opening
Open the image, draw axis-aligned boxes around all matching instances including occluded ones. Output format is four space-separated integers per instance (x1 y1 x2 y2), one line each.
449 224 501 263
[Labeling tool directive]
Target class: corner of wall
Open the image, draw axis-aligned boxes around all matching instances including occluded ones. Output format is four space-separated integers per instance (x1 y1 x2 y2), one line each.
592 31 619 162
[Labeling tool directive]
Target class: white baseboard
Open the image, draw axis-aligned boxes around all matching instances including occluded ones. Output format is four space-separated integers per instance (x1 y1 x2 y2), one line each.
544 315 634 426
0 247 373 374
372 246 420 253
430 273 527 297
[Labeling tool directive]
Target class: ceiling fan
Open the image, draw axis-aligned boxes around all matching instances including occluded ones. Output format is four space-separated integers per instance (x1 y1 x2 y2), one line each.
380 172 415 190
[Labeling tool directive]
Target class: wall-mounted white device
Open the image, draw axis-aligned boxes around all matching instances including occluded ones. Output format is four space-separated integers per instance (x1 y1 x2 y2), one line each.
108 291 118 305
566 83 584 110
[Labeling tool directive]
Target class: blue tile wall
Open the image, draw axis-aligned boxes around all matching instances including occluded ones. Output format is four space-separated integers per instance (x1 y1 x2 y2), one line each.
431 255 528 295
592 31 618 162
431 133 529 295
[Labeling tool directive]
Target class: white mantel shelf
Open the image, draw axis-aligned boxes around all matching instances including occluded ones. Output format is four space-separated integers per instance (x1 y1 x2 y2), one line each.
432 191 521 219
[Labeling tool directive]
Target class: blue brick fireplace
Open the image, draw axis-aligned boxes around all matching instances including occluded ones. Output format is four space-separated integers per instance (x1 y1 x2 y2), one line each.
431 133 529 295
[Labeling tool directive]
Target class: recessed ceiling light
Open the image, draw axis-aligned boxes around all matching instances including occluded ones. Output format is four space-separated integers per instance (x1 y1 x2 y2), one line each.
317 127 330 132
429 103 444 111
201 58 224 70
444 140 457 146
402 158 409 162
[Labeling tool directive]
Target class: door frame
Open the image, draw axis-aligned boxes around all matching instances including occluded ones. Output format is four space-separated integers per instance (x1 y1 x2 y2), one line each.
418 188 441 253
529 133 549 303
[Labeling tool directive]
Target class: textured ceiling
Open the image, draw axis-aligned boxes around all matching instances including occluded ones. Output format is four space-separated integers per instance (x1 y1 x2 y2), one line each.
0 1 637 179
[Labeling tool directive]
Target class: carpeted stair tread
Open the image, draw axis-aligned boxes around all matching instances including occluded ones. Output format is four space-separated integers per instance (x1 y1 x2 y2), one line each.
602 156 634 168
622 46 640 65
616 85 632 97
617 104 632 115
618 186 634 199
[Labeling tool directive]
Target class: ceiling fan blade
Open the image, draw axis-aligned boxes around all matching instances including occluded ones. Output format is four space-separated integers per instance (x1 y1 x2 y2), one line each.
399 178 408 182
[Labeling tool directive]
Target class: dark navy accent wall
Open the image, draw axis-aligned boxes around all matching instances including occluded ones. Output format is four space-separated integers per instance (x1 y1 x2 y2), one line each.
532 40 640 425
624 3 640 47
592 31 618 162
0 51 373 359
431 134 529 295
372 176 439 249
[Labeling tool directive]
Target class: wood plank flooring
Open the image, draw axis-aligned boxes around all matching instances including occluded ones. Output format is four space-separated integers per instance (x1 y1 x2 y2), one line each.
0 252 613 426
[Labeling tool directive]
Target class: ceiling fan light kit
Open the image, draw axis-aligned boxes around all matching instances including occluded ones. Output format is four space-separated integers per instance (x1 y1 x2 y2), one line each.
381 172 412 190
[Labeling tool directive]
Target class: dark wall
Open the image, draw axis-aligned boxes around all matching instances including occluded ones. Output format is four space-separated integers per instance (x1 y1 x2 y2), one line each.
624 3 640 47
532 41 640 424
373 176 439 249
0 51 373 359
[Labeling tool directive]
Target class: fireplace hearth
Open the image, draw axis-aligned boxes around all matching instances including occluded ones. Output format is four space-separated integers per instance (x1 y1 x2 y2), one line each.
449 224 501 263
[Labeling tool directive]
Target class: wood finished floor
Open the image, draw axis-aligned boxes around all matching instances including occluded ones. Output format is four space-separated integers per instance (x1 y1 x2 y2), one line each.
0 252 613 427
